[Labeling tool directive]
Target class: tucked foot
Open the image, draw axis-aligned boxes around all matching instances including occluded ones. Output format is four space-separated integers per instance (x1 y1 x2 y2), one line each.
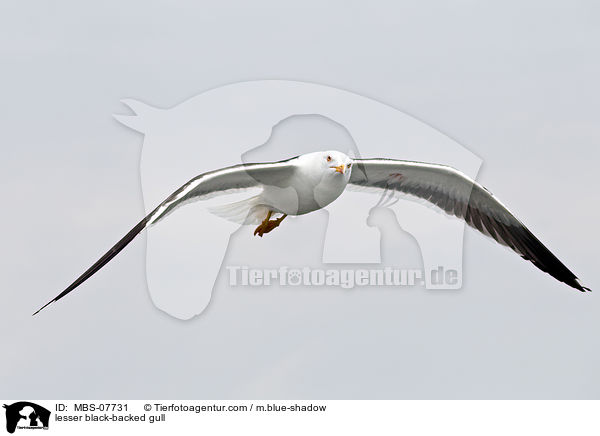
254 213 287 237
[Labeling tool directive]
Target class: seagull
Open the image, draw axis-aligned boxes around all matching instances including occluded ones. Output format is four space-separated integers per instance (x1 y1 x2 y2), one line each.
33 150 590 315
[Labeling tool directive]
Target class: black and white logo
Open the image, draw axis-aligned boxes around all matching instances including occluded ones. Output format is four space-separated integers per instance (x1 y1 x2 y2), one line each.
3 402 50 433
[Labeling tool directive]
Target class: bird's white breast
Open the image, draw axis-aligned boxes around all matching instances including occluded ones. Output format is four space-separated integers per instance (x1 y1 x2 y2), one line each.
261 161 348 216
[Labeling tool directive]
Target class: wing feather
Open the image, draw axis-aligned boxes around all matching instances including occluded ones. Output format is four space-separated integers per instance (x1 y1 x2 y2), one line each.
33 159 298 315
349 158 589 292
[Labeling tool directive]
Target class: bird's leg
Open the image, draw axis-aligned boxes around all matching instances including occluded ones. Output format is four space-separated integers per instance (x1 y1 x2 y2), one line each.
254 211 273 237
255 213 287 237
253 212 287 237
263 214 287 234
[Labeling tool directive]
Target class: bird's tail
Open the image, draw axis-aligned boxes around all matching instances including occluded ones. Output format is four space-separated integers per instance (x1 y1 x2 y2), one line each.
207 195 270 225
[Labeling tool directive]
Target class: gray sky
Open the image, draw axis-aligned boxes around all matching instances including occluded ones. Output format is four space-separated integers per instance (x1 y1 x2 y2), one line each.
1 0 599 399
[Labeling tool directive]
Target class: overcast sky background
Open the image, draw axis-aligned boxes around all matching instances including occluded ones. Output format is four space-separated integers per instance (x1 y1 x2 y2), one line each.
1 1 599 399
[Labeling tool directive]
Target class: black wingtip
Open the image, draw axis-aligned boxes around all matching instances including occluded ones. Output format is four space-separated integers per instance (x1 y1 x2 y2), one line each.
32 216 150 317
32 299 55 316
574 278 591 293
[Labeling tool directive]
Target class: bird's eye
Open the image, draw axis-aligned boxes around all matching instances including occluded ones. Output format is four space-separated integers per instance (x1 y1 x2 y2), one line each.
347 163 352 169
326 155 332 162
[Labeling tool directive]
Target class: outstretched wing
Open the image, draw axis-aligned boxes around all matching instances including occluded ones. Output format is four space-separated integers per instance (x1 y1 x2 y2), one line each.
33 159 298 315
349 158 589 292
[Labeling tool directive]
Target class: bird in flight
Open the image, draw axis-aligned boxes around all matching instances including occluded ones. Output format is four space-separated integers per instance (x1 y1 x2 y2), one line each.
33 150 590 315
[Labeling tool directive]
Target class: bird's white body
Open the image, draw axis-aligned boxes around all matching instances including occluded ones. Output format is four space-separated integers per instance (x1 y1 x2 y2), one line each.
260 151 352 216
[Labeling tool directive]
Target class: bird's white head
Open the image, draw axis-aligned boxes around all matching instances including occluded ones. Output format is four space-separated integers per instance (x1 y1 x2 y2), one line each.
295 150 354 209
307 150 353 182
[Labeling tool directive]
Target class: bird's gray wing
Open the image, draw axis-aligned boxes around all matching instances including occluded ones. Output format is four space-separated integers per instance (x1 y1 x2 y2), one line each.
349 158 589 292
33 158 298 315
147 159 298 225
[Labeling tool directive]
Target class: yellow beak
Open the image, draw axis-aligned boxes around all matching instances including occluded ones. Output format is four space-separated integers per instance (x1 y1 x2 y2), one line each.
332 165 345 174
